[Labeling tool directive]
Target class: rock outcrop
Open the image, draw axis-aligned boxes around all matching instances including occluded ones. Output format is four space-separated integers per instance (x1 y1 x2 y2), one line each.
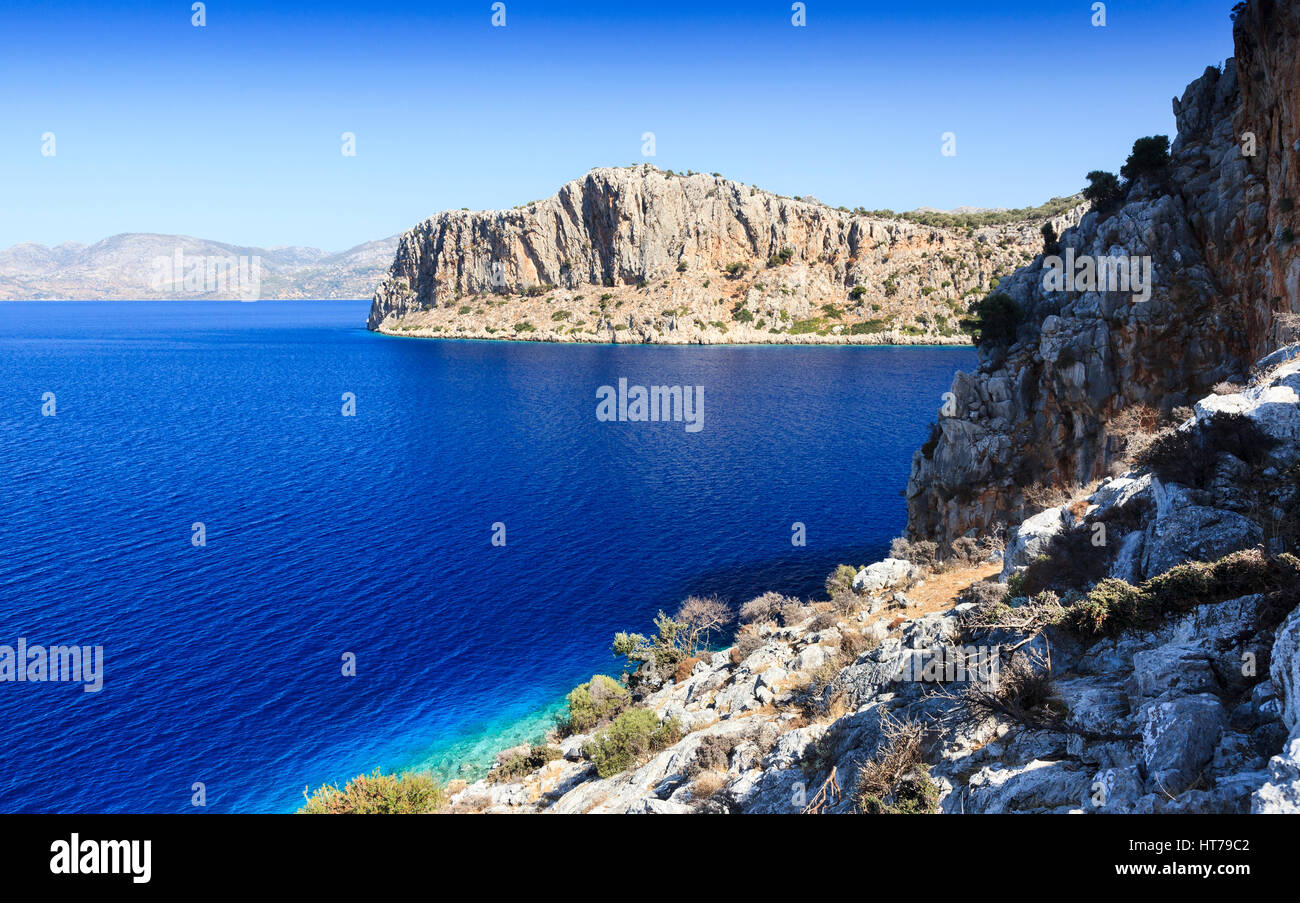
367 167 1082 343
907 0 1300 548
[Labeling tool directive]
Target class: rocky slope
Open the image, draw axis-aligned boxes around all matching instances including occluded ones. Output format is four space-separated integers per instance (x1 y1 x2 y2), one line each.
444 348 1300 815
906 1 1300 548
367 168 1083 344
0 233 399 300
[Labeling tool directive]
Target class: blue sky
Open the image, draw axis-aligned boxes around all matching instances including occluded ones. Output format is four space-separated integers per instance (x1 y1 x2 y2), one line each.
0 0 1236 251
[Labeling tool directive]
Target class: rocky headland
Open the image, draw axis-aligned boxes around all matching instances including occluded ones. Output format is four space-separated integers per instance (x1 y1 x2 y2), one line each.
366 168 1083 344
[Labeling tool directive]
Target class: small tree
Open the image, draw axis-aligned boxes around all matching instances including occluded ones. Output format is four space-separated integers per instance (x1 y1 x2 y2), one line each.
612 611 687 676
961 293 1024 349
1040 223 1061 256
1082 170 1123 211
1121 135 1171 184
675 596 733 656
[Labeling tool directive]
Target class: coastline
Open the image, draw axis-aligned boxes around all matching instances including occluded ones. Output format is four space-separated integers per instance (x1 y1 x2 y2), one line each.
371 326 977 348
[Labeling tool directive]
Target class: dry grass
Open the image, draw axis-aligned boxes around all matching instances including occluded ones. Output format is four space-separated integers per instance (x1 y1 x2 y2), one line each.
906 561 1002 611
1022 482 1070 512
674 655 706 683
853 715 937 814
691 771 729 799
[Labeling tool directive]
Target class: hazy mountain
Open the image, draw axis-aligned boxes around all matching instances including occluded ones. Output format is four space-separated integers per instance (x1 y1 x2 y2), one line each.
0 233 400 300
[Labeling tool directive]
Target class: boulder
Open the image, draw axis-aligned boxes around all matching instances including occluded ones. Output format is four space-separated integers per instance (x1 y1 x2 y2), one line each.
852 559 917 594
1001 506 1071 578
1141 693 1226 795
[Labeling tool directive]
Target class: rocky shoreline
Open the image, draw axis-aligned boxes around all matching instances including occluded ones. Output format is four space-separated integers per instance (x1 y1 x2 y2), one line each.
432 346 1300 814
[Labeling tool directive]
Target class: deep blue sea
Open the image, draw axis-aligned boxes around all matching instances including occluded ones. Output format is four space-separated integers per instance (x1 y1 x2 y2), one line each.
0 300 974 813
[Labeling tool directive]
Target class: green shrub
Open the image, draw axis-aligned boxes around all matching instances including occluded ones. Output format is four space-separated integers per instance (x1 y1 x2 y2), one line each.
298 770 445 814
857 767 939 815
849 285 868 300
1064 550 1300 637
960 293 1023 348
1041 223 1061 256
1083 170 1123 211
1121 136 1171 184
584 709 681 778
788 317 829 335
560 674 628 734
825 564 859 597
849 319 888 335
551 310 570 321
1063 579 1144 636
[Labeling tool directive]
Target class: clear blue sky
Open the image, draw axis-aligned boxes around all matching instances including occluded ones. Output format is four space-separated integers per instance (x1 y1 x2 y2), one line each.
0 0 1236 251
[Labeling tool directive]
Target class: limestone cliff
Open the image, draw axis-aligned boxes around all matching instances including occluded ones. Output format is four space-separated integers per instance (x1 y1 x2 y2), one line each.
907 0 1300 548
368 168 1082 344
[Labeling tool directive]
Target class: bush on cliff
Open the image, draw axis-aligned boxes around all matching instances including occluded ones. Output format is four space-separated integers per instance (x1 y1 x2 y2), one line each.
491 744 563 783
853 716 938 815
960 293 1024 349
559 674 628 735
298 770 445 814
613 598 733 683
1083 170 1124 212
584 709 682 778
1134 412 1280 489
1063 550 1300 637
1010 524 1118 596
1040 222 1061 256
612 611 687 678
825 564 859 597
739 591 801 625
1121 135 1171 185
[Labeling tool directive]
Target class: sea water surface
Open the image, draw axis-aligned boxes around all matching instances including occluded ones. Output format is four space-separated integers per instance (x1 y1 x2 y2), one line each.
0 300 974 813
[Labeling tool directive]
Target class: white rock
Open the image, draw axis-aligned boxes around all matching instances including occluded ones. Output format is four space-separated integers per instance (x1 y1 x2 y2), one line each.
852 559 917 594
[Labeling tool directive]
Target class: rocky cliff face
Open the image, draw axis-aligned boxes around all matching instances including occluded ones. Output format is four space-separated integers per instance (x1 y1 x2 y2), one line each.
906 0 1300 548
368 168 1082 343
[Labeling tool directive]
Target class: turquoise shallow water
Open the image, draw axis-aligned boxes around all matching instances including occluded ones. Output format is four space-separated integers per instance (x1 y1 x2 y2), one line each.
0 300 974 812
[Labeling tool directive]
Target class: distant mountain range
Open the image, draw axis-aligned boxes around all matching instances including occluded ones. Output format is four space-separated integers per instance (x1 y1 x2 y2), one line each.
0 233 400 300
